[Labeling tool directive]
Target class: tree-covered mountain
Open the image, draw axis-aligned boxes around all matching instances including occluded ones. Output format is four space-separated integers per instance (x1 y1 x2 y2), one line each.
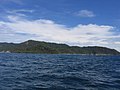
0 40 119 55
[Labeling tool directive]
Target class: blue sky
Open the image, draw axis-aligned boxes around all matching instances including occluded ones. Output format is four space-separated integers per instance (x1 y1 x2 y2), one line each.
0 0 120 51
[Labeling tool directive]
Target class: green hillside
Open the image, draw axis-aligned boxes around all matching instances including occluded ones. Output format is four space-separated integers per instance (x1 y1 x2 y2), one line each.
0 40 119 55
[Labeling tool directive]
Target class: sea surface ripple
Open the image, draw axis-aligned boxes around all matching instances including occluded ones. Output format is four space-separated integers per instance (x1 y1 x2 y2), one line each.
0 53 120 90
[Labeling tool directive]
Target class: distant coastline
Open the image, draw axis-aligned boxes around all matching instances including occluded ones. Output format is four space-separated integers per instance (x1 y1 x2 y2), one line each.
0 51 11 53
0 40 119 55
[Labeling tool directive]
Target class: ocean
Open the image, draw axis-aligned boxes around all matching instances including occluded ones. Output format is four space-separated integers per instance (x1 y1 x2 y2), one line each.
0 53 120 90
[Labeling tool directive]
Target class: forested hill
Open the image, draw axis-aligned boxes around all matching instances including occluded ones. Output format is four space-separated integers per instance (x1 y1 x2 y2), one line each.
0 40 119 55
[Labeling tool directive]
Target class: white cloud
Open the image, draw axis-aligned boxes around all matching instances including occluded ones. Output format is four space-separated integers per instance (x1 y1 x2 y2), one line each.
0 15 120 51
76 10 95 17
7 9 34 14
6 9 34 17
115 42 120 44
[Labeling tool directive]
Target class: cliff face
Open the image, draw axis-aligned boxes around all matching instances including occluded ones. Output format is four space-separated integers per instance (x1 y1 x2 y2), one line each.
0 40 119 55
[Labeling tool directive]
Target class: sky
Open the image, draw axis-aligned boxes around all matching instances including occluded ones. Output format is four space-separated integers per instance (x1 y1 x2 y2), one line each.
0 0 120 51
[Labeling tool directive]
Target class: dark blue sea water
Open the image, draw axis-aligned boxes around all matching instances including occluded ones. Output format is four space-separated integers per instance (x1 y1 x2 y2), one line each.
0 53 120 90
